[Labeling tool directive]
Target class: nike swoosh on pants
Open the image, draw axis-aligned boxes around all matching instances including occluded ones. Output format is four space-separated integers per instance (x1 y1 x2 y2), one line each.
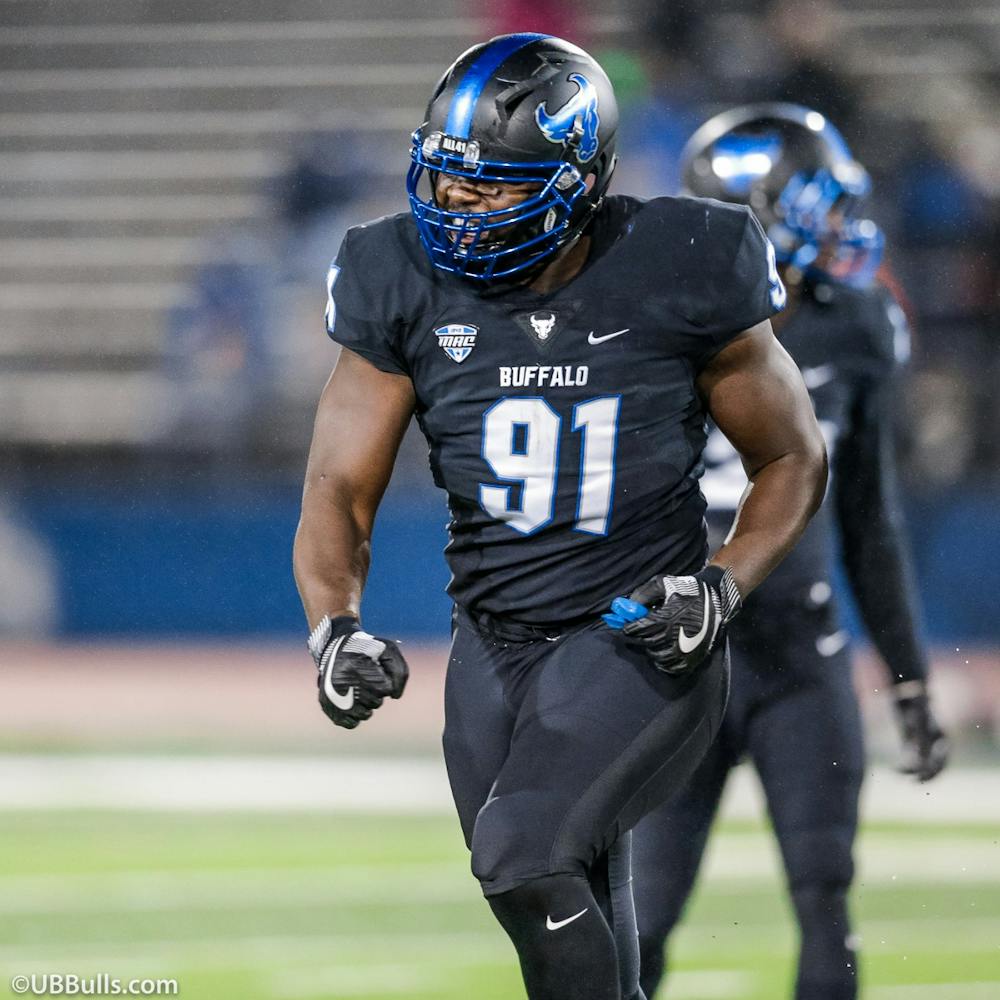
546 908 589 931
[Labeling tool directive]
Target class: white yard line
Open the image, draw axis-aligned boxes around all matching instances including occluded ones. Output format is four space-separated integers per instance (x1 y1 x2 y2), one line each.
0 931 512 972
701 833 1000 884
0 865 472 913
0 755 452 812
673 917 1000 956
2 919 997 973
870 985 1000 1000
666 971 752 999
270 964 445 998
2 755 999 824
271 964 748 999
0 832 995 917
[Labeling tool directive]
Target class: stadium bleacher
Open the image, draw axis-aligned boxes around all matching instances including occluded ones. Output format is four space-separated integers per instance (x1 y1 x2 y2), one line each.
0 2 458 443
0 0 995 447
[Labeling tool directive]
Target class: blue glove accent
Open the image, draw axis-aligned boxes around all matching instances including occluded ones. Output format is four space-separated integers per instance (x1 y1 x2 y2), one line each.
602 597 649 630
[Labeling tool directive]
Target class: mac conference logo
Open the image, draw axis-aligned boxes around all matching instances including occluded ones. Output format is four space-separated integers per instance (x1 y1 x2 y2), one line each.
435 323 478 363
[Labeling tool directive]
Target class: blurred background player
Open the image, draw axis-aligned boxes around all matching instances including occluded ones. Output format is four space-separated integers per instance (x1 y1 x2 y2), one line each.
632 104 950 1000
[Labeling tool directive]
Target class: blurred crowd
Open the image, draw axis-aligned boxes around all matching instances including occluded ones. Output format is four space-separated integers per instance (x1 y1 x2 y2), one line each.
162 0 1000 497
4 0 998 644
601 0 1000 496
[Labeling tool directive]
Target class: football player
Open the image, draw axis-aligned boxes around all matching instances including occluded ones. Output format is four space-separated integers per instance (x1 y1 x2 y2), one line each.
631 104 950 1000
293 38 828 1000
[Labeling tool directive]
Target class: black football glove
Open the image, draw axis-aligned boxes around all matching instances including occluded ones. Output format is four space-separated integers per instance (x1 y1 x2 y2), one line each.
308 615 408 729
892 681 949 782
603 565 742 674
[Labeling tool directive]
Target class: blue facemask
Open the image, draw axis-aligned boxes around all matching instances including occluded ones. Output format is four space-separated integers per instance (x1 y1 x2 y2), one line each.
406 129 588 281
770 167 884 289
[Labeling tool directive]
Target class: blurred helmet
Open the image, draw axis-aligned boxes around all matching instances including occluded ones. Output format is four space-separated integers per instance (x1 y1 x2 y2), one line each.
681 103 883 287
406 33 618 281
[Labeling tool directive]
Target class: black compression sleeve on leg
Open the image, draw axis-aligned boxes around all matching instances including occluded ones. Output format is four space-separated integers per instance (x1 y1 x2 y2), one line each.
607 833 645 1000
792 885 858 1000
589 852 614 929
585 841 646 1000
487 874 622 1000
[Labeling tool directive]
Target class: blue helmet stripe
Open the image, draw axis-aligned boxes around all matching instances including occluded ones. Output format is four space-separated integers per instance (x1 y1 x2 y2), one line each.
445 33 550 138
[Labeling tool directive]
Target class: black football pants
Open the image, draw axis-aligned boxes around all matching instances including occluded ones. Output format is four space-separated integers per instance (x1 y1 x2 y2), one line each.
443 607 730 1000
632 594 863 1000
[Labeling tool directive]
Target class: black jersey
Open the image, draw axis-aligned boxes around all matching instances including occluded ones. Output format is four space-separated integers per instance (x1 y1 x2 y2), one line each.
326 194 782 626
702 277 928 681
703 278 905 582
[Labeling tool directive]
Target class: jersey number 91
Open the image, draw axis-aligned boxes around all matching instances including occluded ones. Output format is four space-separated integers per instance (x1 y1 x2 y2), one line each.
480 396 621 536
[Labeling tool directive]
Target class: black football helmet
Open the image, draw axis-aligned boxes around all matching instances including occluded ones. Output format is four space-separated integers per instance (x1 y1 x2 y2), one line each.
407 33 618 281
681 103 883 287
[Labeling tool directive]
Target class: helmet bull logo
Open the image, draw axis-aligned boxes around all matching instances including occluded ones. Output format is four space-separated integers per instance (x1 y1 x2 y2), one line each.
534 73 601 164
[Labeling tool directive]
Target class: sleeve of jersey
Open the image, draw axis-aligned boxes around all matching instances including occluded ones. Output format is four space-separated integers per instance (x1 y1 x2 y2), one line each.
323 227 409 377
865 283 912 377
833 296 929 685
688 207 786 370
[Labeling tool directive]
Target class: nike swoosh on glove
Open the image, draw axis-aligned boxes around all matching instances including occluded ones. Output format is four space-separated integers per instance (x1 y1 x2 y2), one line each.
893 681 950 782
603 565 741 675
308 615 409 729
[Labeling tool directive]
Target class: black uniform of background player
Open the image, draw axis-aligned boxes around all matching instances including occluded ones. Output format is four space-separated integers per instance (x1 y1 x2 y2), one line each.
327 189 780 998
634 277 921 1000
632 104 948 1000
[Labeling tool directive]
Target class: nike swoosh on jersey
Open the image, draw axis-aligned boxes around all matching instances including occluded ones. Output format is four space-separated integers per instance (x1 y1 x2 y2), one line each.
587 328 630 345
546 908 589 931
677 585 711 653
322 635 356 710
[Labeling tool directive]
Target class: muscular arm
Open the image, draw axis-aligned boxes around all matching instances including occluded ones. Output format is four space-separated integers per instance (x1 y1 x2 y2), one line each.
834 377 928 685
697 321 828 597
293 348 416 629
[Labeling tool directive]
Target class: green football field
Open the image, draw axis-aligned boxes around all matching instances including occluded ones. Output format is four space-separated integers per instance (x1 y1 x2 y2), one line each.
1 811 997 1000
